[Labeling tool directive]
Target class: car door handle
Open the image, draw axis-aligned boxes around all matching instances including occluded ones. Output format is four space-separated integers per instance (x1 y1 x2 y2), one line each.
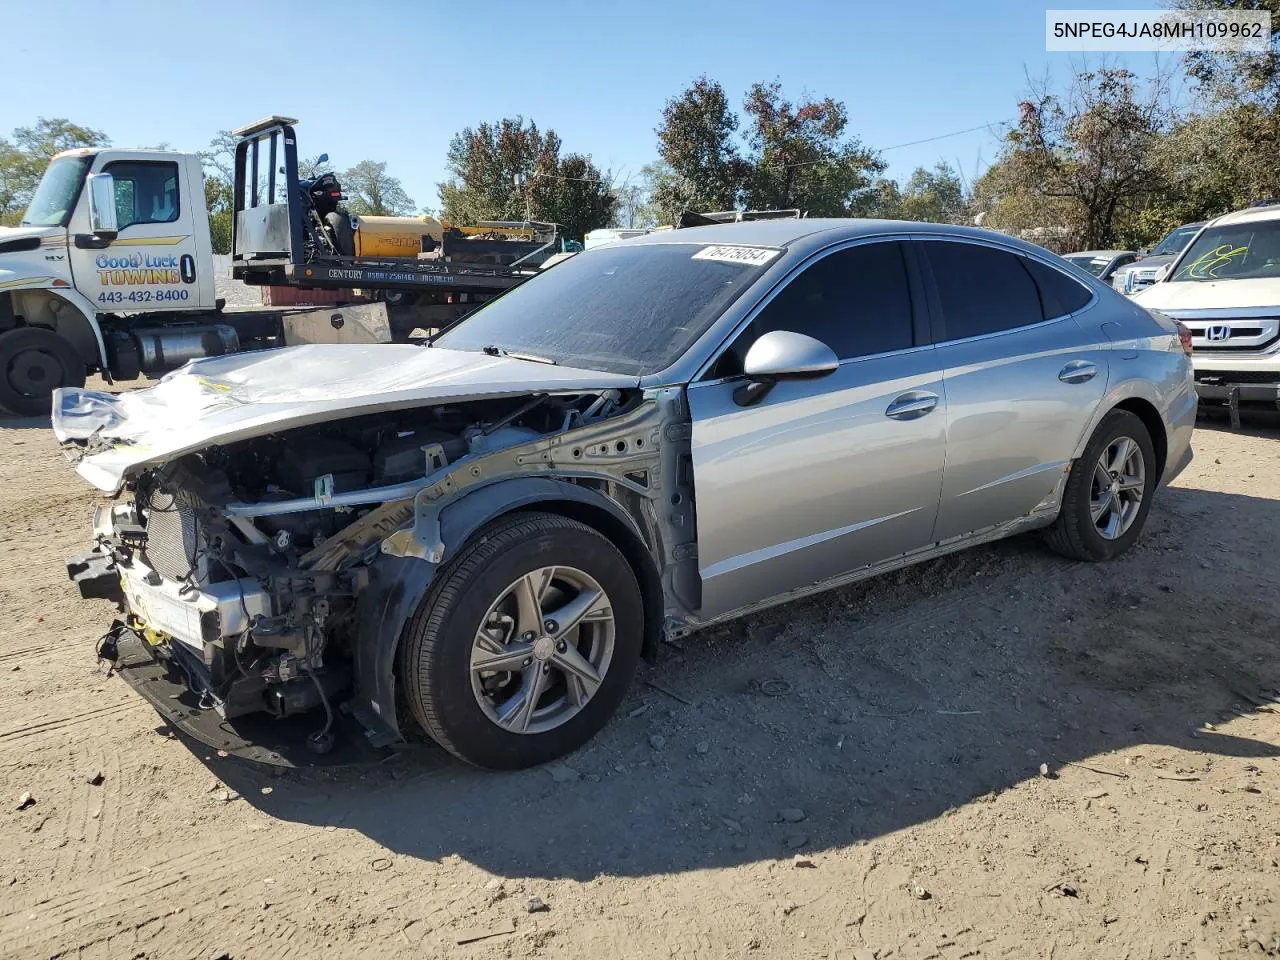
1058 360 1098 384
885 391 939 420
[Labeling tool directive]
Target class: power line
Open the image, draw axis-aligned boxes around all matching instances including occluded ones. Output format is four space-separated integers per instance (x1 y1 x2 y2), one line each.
880 118 1017 152
769 118 1017 169
521 117 1018 182
530 170 610 183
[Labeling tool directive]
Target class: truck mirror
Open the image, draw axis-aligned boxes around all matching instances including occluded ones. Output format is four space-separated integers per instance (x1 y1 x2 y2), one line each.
87 173 119 239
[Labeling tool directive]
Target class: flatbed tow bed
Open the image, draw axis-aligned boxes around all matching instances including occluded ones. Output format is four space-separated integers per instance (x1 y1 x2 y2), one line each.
231 116 548 311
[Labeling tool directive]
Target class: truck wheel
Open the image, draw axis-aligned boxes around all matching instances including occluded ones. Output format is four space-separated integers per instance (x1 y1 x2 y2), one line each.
399 512 643 769
1045 410 1156 562
0 327 86 418
324 212 355 256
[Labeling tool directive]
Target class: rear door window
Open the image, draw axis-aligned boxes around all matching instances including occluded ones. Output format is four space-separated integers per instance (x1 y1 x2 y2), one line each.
922 241 1050 340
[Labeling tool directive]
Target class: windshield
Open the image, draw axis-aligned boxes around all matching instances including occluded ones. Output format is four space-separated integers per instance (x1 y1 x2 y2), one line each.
1064 254 1109 277
1171 220 1280 282
434 242 777 375
22 155 92 227
1151 224 1201 257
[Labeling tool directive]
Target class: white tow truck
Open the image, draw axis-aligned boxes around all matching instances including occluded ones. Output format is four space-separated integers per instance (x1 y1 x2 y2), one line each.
0 116 558 416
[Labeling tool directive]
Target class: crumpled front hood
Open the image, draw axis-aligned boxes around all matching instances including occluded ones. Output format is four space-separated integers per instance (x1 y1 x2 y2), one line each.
53 343 640 492
1134 276 1280 311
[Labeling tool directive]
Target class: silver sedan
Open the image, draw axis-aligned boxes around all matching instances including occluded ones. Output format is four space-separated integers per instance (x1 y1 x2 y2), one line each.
61 219 1197 769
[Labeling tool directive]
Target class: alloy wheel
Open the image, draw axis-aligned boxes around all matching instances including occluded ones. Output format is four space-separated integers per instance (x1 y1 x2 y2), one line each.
1090 435 1146 540
469 565 616 734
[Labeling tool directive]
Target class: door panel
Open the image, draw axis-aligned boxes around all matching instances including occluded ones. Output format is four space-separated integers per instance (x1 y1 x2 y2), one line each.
688 349 946 619
931 316 1108 541
69 158 210 312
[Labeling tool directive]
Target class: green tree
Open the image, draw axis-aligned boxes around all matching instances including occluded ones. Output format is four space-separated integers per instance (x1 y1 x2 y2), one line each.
740 80 886 216
895 163 970 224
984 69 1171 249
651 77 746 222
204 175 234 255
438 117 562 224
611 174 659 229
0 117 109 224
197 131 238 255
536 154 616 241
438 117 615 240
342 160 414 216
1172 0 1280 106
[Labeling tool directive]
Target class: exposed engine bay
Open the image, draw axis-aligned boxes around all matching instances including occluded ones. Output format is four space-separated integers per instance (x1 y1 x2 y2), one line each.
67 385 696 757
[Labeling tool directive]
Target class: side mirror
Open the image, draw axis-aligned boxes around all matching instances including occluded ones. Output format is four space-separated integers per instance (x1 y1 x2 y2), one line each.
86 173 118 239
316 153 329 165
1154 263 1172 282
733 330 838 406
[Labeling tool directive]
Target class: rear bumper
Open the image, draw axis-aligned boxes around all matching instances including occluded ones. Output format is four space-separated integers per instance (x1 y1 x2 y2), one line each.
1194 378 1280 404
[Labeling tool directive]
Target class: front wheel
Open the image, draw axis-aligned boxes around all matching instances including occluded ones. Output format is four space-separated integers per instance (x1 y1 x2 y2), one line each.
398 512 644 769
0 326 86 418
1045 409 1157 561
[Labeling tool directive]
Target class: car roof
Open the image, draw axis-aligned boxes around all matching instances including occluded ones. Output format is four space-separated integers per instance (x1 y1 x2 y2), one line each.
1210 205 1280 227
1066 250 1131 258
619 218 1064 259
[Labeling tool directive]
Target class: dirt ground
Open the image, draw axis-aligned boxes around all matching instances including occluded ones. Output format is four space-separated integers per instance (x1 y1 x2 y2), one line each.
1 400 1278 960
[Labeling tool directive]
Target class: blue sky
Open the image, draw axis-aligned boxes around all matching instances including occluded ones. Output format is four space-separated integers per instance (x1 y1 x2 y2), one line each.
1 0 1178 209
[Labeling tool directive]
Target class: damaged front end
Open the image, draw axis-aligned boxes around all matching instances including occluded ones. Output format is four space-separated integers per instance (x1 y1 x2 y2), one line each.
62 359 698 764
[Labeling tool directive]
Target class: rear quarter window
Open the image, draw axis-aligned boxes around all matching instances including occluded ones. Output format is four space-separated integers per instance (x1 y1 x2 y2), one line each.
1025 258 1094 318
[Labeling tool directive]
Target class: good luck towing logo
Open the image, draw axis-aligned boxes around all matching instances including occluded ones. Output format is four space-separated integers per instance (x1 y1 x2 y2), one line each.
96 252 196 286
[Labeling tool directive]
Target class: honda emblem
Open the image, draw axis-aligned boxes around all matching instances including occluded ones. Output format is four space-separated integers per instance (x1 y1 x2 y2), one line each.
1205 324 1232 342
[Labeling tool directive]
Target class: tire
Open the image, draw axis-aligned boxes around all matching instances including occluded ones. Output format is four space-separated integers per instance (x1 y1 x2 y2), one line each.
1045 409 1157 562
399 512 644 769
0 326 86 418
324 211 355 256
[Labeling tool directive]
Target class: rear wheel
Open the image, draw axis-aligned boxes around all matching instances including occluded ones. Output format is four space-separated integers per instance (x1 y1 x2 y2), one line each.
324 211 355 256
0 326 86 418
398 512 643 769
1045 410 1157 561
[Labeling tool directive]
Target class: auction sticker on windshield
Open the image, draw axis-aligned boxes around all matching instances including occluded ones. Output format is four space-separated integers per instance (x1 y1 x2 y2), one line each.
692 245 781 266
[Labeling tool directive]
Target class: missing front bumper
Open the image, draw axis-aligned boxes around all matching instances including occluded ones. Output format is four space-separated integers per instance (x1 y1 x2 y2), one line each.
104 625 392 767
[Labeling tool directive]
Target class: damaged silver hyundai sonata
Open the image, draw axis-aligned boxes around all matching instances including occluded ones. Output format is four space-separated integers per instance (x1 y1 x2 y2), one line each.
57 220 1196 769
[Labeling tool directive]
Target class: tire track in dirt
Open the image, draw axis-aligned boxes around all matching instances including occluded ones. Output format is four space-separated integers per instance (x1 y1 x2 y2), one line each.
2 829 306 956
0 699 140 743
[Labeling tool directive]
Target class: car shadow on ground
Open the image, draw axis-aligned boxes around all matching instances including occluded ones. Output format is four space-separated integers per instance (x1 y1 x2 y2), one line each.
201 481 1280 881
0 413 52 431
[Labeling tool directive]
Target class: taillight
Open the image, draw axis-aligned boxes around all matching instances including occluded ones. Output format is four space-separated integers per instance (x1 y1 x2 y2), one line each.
1176 321 1194 356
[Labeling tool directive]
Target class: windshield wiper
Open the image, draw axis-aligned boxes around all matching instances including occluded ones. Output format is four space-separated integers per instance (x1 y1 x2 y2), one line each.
481 344 558 365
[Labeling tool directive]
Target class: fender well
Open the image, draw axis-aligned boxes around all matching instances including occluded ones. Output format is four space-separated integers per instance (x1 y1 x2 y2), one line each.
11 287 108 369
353 477 667 744
1111 397 1167 479
437 478 665 662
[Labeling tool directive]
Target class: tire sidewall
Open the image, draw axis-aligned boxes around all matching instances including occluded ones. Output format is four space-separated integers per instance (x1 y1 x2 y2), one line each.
1068 411 1157 560
417 522 643 769
0 327 85 418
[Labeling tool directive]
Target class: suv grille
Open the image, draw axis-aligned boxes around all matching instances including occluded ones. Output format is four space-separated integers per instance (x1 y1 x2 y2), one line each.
1164 314 1280 353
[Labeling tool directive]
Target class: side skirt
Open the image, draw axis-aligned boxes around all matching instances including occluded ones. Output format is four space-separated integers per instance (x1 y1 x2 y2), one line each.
673 510 1058 636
